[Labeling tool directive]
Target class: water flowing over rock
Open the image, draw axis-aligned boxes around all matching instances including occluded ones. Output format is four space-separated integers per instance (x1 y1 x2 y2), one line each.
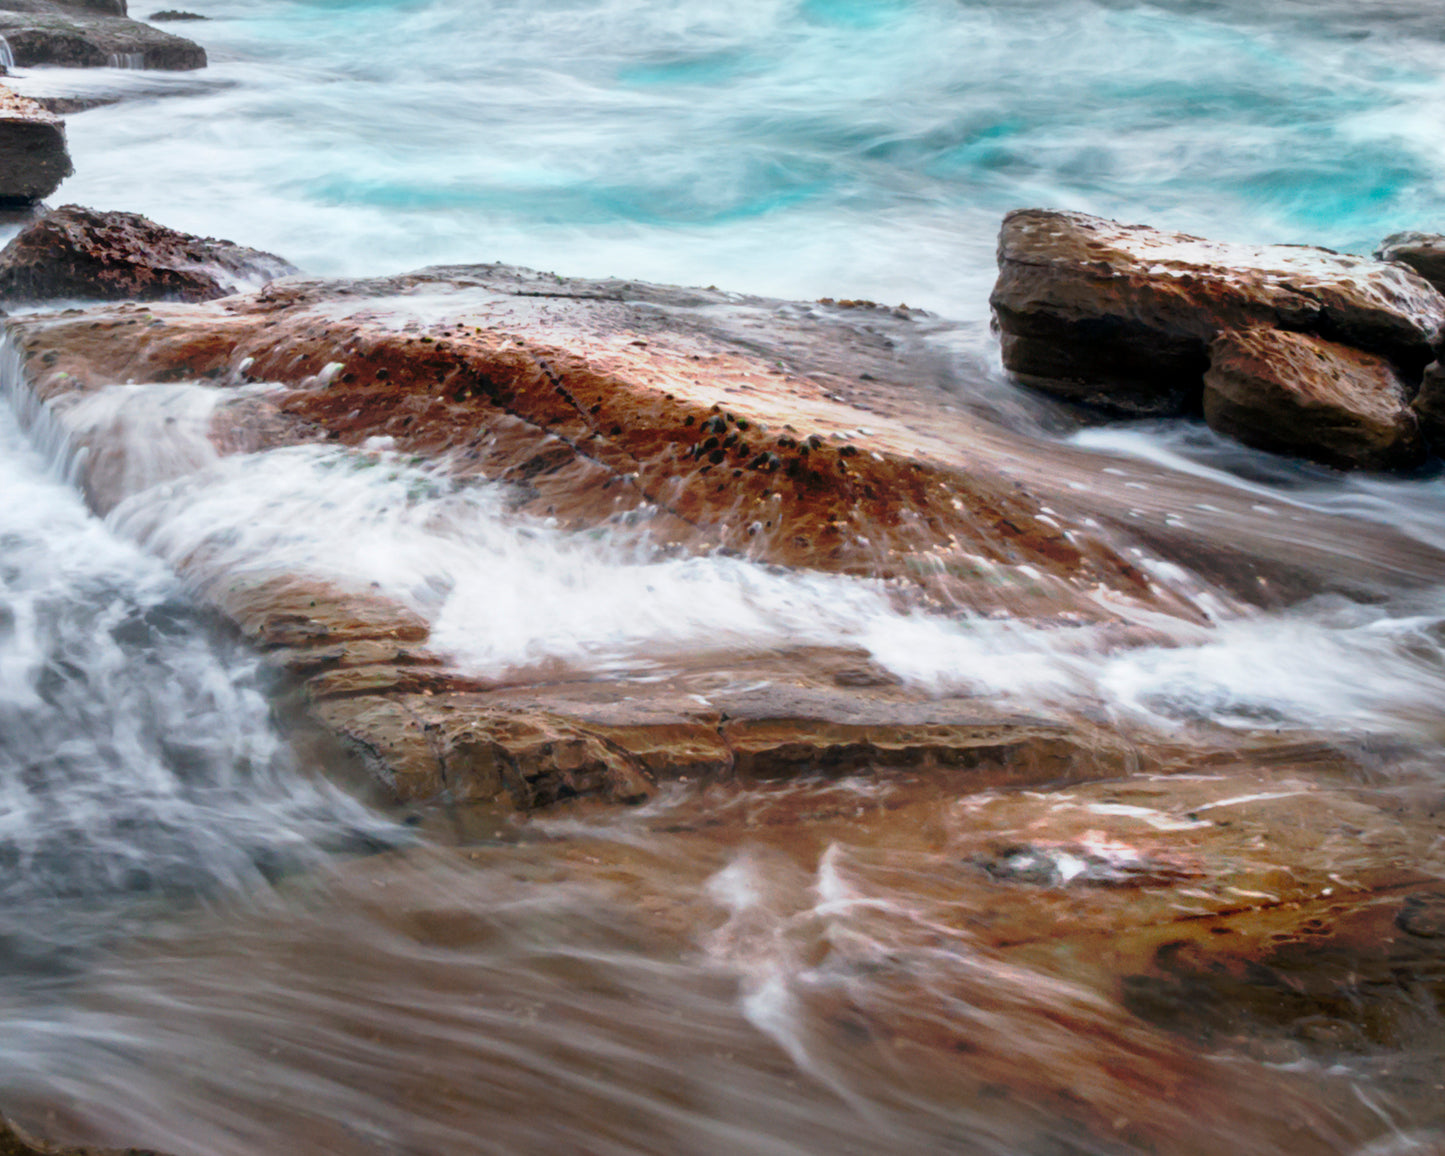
0 1113 164 1155
8 251 1445 1156
1203 327 1426 470
991 209 1445 418
0 84 69 204
13 259 1445 817
0 0 203 70
0 205 296 302
6 264 1192 807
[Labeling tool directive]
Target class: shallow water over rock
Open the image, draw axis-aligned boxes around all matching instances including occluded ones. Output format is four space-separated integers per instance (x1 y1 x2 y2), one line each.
3 1 1445 1152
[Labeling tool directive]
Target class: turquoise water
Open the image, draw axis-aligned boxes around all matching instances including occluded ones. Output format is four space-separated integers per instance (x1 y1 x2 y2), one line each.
17 0 1445 314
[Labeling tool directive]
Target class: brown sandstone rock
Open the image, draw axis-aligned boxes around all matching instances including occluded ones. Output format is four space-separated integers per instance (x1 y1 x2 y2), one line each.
0 205 296 302
0 85 70 205
992 208 1445 415
1202 326 1426 470
11 265 1445 809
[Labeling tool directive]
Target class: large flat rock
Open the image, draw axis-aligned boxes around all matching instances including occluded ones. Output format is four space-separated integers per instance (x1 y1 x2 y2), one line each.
1 265 1206 809
9 264 1445 809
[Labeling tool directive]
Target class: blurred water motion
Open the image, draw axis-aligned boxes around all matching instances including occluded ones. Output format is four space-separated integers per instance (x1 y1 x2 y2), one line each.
0 0 1443 1153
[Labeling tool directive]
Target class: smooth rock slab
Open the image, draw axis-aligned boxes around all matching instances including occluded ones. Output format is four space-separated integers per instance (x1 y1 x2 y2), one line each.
992 209 1445 415
0 85 70 204
1203 326 1426 471
0 205 296 302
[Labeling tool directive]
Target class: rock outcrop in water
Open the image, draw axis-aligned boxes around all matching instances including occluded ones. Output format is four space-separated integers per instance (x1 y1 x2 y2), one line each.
0 0 205 69
0 205 296 302
13 258 1445 813
0 84 70 204
6 264 1182 807
1203 326 1426 470
8 241 1445 1156
992 209 1444 468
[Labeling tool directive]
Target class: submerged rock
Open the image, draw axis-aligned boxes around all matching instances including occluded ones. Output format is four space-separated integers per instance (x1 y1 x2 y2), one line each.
0 205 296 302
0 0 205 69
991 208 1445 417
0 85 71 205
0 1113 167 1155
1202 327 1426 471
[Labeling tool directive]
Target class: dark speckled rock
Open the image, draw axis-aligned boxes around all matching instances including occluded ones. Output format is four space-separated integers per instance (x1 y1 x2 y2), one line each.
0 205 296 302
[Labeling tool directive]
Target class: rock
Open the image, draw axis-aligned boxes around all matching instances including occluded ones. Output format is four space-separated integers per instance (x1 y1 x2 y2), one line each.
0 85 70 205
1375 231 1445 295
992 209 1445 415
0 1112 168 1155
0 205 296 302
1414 360 1445 451
1202 326 1426 471
0 0 204 69
10 264 1445 809
145 8 203 18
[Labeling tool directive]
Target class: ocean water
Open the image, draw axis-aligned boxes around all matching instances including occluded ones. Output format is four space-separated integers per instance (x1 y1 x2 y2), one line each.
15 0 1445 315
3 3 1445 1154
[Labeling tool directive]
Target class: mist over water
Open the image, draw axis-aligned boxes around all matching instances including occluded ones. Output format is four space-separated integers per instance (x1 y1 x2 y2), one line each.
3 1 1445 1153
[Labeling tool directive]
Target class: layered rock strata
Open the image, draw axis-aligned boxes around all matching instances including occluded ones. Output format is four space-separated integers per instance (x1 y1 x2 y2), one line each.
0 0 204 69
0 205 296 302
0 84 70 204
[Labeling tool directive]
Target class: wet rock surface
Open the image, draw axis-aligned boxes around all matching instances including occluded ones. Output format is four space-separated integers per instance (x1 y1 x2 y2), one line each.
1377 230 1445 295
1203 326 1426 470
0 85 70 205
1415 358 1445 451
0 1114 165 1155
13 261 1445 811
5 251 1445 1156
0 0 204 69
0 205 296 303
992 209 1445 469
